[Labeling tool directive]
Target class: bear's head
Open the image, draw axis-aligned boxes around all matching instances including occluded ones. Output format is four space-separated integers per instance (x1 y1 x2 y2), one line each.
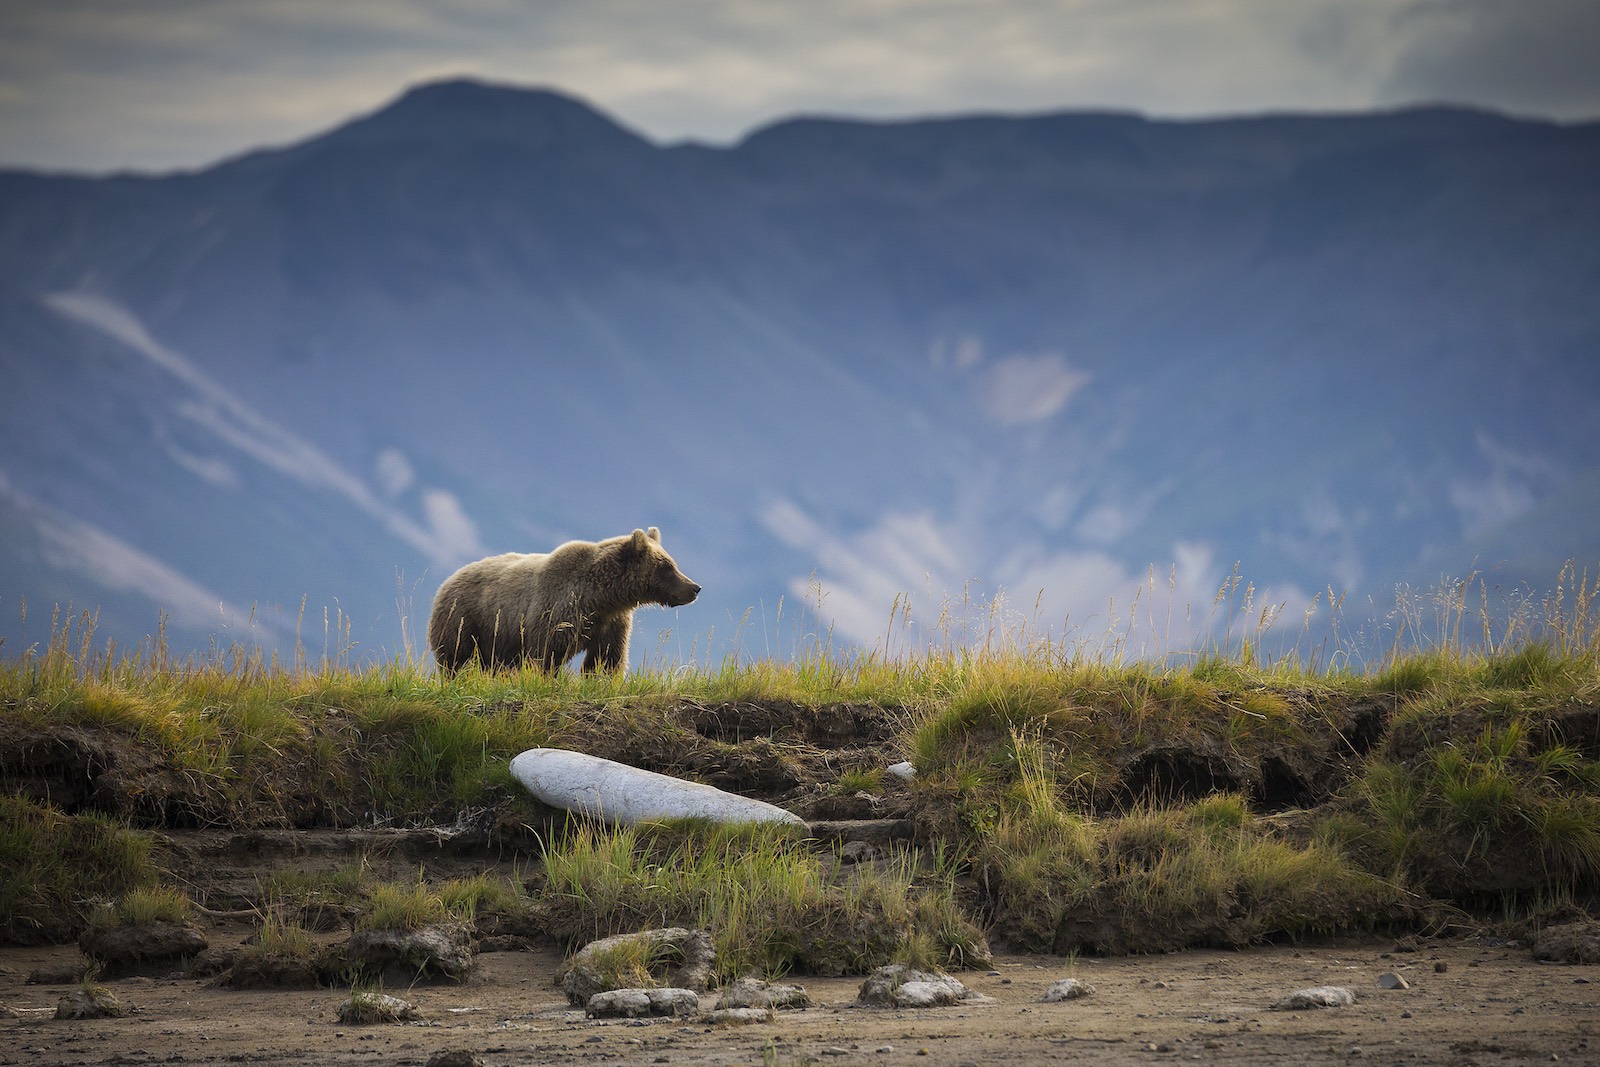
623 527 701 608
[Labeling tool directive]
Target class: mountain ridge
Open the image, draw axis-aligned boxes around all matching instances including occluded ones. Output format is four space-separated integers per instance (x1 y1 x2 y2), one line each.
2 79 1596 663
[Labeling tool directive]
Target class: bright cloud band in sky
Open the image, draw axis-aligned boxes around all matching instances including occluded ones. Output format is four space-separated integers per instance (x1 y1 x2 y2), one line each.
1 0 1597 172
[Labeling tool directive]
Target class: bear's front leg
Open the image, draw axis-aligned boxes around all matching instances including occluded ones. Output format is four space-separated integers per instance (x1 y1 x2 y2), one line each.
581 616 633 673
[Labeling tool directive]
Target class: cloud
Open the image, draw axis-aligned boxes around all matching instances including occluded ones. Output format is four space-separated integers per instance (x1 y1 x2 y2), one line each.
1447 430 1558 539
375 447 415 497
163 442 240 489
3 1 1595 172
978 354 1090 426
421 489 484 564
43 291 482 568
0 477 252 636
1449 477 1535 540
1383 0 1600 119
761 498 1312 657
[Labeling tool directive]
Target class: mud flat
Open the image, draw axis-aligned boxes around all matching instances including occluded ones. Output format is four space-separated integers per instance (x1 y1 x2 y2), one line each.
3 933 1595 1067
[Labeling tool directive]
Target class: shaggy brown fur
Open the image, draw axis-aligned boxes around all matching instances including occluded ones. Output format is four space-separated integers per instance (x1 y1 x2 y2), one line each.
427 527 700 675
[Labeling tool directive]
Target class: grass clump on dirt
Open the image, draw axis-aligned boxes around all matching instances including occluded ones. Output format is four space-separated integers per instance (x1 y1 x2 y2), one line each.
85 885 194 931
536 821 989 979
0 796 158 943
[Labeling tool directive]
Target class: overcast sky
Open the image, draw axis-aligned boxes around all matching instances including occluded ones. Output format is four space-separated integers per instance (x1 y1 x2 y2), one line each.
3 0 1599 173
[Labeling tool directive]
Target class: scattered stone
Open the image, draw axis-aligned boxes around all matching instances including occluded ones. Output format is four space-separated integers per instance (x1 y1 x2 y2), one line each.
858 964 988 1009
586 987 700 1019
887 762 915 780
715 976 812 1011
426 1050 482 1067
55 986 124 1020
339 922 474 982
337 991 419 1024
1434 962 1448 973
706 1007 773 1025
561 928 715 1007
1040 977 1096 1002
186 945 238 978
838 840 880 864
1377 972 1410 990
79 920 208 976
27 960 90 985
1274 986 1355 1010
1532 922 1600 965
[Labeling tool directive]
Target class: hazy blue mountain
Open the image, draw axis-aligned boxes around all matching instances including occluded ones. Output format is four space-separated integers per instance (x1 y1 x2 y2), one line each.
2 79 1597 666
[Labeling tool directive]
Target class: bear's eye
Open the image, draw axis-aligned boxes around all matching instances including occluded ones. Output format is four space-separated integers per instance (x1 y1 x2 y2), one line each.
658 562 675 578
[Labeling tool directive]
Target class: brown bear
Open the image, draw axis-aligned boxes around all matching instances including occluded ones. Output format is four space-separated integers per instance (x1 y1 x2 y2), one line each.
427 527 700 675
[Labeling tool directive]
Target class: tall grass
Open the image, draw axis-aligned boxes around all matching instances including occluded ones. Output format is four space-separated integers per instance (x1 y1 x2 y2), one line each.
537 821 987 978
0 796 158 942
2 564 1597 959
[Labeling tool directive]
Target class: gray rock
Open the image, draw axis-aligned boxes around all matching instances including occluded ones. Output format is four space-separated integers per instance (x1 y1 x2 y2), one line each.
425 1051 482 1067
1274 986 1355 1010
79 920 208 974
1040 977 1096 1002
337 991 419 1024
585 988 652 1018
561 927 715 1007
838 840 880 864
586 987 700 1018
340 922 473 982
1377 972 1409 990
27 960 89 985
715 976 812 1011
54 986 124 1019
706 1006 774 1024
858 964 986 1008
1532 921 1600 965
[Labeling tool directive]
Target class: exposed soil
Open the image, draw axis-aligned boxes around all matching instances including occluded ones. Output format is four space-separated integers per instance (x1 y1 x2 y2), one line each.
4 933 1597 1066
4 696 1599 1063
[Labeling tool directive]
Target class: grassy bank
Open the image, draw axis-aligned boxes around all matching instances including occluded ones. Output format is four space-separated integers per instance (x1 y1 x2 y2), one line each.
2 569 1598 971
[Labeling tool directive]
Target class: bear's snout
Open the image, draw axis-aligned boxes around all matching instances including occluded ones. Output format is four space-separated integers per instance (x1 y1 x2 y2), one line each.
669 581 701 608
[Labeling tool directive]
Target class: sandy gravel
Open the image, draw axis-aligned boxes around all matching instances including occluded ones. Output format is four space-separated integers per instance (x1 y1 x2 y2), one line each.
3 935 1596 1066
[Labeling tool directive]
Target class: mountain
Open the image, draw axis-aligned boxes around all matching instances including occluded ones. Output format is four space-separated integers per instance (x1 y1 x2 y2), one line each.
2 78 1597 666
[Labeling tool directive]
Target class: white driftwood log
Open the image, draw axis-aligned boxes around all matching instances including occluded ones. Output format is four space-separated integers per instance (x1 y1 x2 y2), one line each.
509 748 805 827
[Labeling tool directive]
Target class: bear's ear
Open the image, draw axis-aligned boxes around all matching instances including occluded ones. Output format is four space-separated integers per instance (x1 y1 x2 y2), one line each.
646 527 661 542
629 529 651 554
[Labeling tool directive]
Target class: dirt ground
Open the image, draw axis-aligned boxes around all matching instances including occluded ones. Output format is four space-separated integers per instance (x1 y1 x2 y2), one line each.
3 932 1596 1067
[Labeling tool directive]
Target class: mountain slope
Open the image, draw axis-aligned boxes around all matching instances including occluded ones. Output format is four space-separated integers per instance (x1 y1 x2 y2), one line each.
2 79 1596 663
